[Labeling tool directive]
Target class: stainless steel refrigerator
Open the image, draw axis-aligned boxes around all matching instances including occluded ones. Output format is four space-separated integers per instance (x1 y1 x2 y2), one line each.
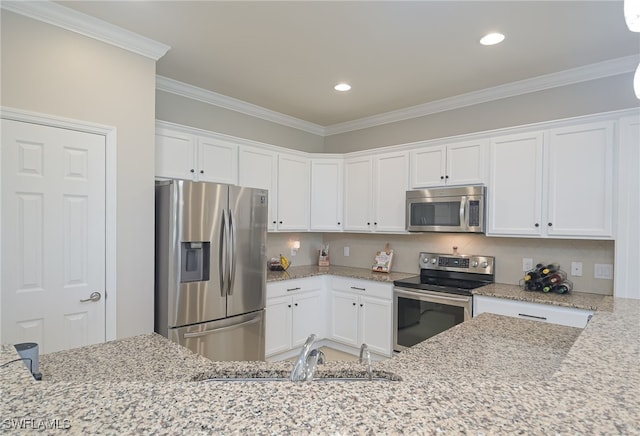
155 180 268 361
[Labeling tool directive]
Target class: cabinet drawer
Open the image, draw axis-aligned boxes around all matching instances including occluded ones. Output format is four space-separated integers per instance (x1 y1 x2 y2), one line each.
473 295 593 328
267 276 323 299
330 277 391 300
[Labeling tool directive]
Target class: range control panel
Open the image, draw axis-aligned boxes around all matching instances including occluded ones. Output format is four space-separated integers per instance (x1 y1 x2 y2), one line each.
419 252 495 275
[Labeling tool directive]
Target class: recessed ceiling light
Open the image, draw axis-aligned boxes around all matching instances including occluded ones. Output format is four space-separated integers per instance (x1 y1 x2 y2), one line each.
480 32 505 46
334 83 351 92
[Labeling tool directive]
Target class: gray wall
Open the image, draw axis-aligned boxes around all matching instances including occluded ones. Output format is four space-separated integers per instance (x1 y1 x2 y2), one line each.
156 91 325 153
324 74 639 153
1 11 157 339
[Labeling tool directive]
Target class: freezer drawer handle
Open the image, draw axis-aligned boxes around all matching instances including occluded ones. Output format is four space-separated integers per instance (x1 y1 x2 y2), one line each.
182 316 262 339
518 313 547 321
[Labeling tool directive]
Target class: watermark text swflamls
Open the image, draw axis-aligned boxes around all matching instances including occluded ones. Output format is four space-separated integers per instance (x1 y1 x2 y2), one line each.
1 418 71 430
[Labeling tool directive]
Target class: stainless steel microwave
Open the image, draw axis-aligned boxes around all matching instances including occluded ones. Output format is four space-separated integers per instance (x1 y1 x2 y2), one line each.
406 185 486 233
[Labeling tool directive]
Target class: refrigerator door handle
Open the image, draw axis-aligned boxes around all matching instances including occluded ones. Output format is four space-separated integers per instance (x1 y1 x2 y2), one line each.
182 315 262 338
228 208 238 296
219 209 229 297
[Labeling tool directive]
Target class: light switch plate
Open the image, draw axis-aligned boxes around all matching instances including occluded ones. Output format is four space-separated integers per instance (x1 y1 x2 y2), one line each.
594 263 613 280
570 261 583 277
343 246 350 257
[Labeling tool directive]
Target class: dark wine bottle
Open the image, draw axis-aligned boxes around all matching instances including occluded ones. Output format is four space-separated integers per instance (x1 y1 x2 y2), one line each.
542 263 561 276
554 280 573 294
547 270 567 284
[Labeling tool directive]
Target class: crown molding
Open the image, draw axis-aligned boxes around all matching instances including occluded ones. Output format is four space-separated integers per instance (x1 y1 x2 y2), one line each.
1 0 170 61
324 55 640 136
156 76 326 136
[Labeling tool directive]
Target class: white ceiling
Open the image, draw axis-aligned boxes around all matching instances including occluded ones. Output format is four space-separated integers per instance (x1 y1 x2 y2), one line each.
57 1 640 128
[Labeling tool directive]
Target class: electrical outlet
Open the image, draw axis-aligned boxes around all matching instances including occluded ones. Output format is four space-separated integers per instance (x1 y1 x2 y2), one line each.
343 246 350 257
570 261 583 277
522 258 533 272
594 263 613 280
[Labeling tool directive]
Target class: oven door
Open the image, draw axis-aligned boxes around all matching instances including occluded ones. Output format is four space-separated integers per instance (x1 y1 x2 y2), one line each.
393 287 472 352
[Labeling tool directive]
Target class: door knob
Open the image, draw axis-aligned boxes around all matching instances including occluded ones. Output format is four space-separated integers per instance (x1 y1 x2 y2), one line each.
80 291 101 303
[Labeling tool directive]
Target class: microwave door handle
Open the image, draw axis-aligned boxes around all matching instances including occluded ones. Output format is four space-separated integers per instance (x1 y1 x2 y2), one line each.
459 196 467 228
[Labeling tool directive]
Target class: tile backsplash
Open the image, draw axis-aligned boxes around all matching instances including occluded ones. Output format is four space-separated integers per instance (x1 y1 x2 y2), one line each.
269 232 614 295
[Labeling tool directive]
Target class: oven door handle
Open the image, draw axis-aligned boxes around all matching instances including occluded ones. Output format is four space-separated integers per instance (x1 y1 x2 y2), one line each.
394 288 471 303
426 293 470 303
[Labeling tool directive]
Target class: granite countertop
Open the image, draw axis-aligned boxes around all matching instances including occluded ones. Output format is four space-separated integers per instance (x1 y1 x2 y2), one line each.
267 264 416 283
473 282 612 311
2 295 639 434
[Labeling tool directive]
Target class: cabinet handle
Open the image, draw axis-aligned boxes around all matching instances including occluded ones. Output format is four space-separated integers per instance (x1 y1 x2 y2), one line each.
518 313 547 321
350 286 366 291
286 287 301 292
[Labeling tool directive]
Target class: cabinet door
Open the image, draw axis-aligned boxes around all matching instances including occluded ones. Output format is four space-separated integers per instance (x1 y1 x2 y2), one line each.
310 159 343 231
265 296 292 357
343 157 373 231
238 146 278 231
277 154 310 231
197 136 238 185
291 290 324 347
373 151 409 232
446 140 486 186
155 128 196 180
329 291 359 347
488 132 544 236
410 145 445 188
546 122 614 238
359 295 392 356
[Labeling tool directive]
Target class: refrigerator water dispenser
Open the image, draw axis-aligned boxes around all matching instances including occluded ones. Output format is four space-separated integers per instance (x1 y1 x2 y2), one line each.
180 242 210 282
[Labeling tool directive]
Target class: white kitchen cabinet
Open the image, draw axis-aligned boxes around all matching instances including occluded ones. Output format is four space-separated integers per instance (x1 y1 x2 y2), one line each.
238 146 278 231
329 277 393 356
410 140 486 188
545 122 614 238
343 151 409 233
487 121 614 239
473 295 593 328
155 124 238 184
488 131 544 236
310 158 343 231
265 277 325 357
276 153 310 231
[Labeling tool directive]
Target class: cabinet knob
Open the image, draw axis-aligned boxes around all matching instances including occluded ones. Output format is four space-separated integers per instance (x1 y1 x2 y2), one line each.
288 304 291 308
374 222 377 225
272 221 276 224
445 175 449 179
548 222 553 227
352 302 356 306
360 303 363 307
200 170 204 174
440 176 444 180
337 222 341 225
294 303 298 307
279 221 283 224
190 169 195 173
534 223 540 227
367 222 370 226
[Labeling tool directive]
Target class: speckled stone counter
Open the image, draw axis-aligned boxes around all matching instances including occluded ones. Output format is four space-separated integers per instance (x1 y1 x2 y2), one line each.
474 282 612 311
267 264 415 283
2 298 638 433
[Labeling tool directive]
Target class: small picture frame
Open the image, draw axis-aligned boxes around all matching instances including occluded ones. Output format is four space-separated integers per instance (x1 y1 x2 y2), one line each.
372 243 393 273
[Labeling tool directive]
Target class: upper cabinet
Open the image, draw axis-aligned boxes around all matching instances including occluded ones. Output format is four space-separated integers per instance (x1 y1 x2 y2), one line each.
487 121 615 239
310 158 343 231
155 124 238 185
344 151 408 232
276 153 310 231
410 140 486 188
238 146 278 231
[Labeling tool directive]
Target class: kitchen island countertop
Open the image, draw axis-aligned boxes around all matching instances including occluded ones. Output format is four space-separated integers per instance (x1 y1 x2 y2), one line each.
1 295 638 434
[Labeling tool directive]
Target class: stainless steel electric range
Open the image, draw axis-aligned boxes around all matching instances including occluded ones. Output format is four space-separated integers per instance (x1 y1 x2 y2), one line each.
392 252 495 352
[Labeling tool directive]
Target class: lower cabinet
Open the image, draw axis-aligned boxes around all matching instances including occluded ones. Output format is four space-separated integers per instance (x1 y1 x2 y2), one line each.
265 278 325 357
473 295 594 328
329 277 393 356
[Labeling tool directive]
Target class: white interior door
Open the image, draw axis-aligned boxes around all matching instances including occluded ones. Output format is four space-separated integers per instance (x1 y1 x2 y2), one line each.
2 119 106 353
